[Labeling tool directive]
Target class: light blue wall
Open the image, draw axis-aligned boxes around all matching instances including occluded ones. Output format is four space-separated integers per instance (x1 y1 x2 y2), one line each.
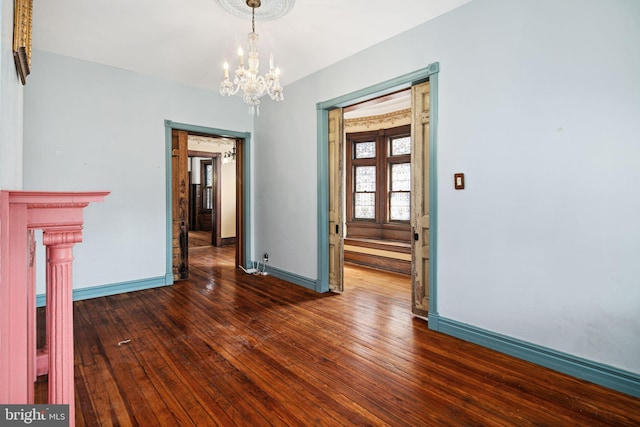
19 0 640 383
23 50 253 292
0 0 23 190
254 0 640 375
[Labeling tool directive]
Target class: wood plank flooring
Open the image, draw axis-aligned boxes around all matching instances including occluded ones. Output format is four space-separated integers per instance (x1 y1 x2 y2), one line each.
35 246 640 426
189 230 213 248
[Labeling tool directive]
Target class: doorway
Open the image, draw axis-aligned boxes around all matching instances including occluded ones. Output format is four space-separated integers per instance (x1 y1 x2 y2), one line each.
188 139 233 248
189 156 216 244
165 120 251 283
340 89 413 298
317 64 439 319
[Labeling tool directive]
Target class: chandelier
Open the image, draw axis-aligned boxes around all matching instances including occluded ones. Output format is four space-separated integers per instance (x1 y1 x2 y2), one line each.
219 0 284 115
222 145 236 164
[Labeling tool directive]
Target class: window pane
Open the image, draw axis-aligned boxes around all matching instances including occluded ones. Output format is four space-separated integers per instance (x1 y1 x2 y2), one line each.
391 163 410 191
355 141 376 159
355 193 375 219
355 166 376 192
205 164 213 186
204 188 212 210
391 136 411 156
390 192 410 221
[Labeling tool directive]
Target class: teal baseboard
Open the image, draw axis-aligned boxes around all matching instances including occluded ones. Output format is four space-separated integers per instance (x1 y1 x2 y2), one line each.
36 276 170 307
428 313 640 399
264 265 318 292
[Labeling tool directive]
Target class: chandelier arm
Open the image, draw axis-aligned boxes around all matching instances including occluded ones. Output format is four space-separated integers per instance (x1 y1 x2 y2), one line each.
228 84 242 96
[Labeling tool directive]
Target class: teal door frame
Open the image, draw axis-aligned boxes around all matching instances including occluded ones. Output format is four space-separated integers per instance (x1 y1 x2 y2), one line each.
164 120 252 283
315 63 440 319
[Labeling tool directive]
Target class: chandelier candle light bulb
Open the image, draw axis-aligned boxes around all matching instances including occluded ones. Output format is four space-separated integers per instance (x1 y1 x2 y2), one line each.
238 47 244 67
219 0 284 115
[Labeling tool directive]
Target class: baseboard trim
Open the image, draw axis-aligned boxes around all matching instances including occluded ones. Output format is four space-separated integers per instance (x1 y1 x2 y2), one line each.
219 237 237 247
344 253 411 275
36 276 170 307
264 266 317 292
429 314 640 398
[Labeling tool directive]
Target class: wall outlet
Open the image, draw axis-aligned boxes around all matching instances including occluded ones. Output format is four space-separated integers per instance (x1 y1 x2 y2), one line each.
263 253 269 262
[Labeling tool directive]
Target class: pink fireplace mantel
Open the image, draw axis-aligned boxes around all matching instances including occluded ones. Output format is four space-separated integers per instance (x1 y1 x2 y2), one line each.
0 190 109 426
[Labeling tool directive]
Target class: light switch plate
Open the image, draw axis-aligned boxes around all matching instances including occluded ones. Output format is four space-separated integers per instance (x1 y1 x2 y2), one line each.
454 173 465 190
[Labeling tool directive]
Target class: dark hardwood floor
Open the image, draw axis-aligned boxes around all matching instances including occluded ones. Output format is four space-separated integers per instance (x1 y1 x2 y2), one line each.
35 246 640 426
189 230 213 248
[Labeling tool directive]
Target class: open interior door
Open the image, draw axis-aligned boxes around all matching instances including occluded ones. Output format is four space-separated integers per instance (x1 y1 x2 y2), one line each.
172 129 189 280
328 108 344 292
235 138 246 269
411 81 430 316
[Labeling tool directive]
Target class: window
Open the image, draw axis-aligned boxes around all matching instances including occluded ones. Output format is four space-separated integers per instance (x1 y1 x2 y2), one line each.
202 160 213 211
346 125 411 241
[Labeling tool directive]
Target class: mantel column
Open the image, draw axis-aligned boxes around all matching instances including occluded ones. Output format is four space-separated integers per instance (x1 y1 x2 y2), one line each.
0 190 108 421
43 227 83 426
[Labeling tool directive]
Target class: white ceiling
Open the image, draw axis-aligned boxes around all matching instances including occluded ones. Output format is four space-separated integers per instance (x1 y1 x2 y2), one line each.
344 88 412 119
32 0 471 91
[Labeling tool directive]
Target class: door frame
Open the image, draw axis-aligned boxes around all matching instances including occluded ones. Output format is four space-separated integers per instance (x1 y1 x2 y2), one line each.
315 63 440 320
164 120 252 282
188 151 222 245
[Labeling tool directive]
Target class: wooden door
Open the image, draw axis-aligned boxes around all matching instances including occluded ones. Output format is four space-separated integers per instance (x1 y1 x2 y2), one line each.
211 154 222 246
328 108 344 292
410 81 430 316
235 138 245 269
172 129 189 280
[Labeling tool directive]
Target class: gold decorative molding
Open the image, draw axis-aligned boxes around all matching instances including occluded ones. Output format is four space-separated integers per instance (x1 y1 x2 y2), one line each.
13 0 33 85
344 108 411 132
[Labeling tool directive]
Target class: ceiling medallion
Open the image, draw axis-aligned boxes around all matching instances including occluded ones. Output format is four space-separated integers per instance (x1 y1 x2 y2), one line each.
216 0 295 21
